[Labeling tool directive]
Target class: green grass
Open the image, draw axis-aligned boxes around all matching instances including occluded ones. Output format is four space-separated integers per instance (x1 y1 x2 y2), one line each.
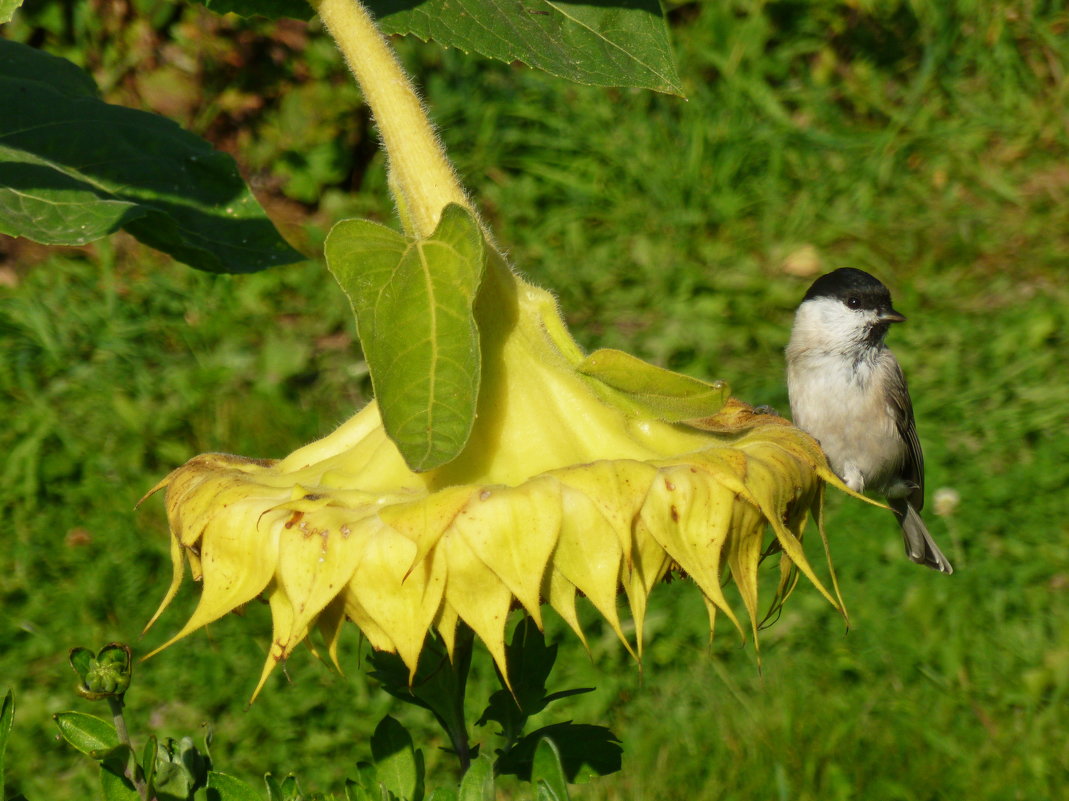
3 0 1069 798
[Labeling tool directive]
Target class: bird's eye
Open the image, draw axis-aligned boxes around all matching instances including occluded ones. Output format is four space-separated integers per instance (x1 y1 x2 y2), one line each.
846 295 861 309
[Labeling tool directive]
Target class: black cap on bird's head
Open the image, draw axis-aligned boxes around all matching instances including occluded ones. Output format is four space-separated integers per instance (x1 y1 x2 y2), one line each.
802 268 906 323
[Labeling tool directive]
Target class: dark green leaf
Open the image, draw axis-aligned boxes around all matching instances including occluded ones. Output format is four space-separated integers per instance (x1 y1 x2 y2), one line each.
53 711 119 756
207 771 266 801
578 348 730 421
540 688 593 706
456 756 494 801
325 204 485 471
368 633 472 760
477 618 591 741
531 739 568 801
367 0 682 95
496 723 621 783
0 689 13 795
0 40 302 274
371 717 420 801
99 762 139 801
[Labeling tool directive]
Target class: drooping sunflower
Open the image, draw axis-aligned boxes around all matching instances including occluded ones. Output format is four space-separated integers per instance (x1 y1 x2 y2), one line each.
143 0 849 698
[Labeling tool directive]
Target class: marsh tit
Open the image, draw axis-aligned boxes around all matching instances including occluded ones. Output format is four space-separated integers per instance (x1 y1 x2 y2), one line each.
786 268 953 574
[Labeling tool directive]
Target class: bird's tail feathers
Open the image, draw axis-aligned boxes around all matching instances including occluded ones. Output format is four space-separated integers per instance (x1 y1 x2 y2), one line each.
890 499 954 574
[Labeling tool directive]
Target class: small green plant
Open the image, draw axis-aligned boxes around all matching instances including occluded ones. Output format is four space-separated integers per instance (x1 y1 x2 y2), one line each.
22 625 616 799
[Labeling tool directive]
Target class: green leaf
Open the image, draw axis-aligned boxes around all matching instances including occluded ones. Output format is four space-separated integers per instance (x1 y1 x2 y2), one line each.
0 690 13 795
371 717 421 801
0 0 25 25
495 723 621 783
278 775 300 800
91 742 135 763
536 784 562 801
344 777 378 801
53 711 119 756
366 0 682 95
154 736 211 798
69 648 95 685
99 762 140 801
531 739 568 801
578 348 730 422
476 618 593 743
0 40 302 274
456 755 494 801
207 771 266 801
142 736 158 798
368 633 473 762
265 773 285 801
424 789 457 801
325 204 485 471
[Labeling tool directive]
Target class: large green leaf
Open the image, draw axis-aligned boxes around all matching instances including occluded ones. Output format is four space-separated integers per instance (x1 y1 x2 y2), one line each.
367 0 682 95
99 763 140 801
370 717 421 801
0 40 303 274
457 756 494 801
190 0 680 92
496 722 621 783
206 771 265 801
325 204 485 471
52 711 119 756
531 738 569 801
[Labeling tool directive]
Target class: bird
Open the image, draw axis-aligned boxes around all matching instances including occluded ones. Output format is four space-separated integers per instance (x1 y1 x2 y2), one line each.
785 267 953 573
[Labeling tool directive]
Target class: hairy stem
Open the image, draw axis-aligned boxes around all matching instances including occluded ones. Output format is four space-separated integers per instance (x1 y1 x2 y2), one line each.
309 0 476 239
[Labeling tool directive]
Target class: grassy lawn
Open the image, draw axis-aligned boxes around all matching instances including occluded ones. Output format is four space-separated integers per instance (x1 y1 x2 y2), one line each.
2 1 1068 798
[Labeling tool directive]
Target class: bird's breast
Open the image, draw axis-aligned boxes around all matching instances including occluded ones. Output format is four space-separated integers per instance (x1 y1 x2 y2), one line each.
786 352 905 493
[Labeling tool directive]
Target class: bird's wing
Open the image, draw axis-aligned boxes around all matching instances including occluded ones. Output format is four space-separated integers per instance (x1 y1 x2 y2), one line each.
885 354 925 510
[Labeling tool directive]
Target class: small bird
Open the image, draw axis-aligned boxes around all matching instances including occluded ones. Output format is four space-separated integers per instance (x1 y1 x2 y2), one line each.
785 268 953 573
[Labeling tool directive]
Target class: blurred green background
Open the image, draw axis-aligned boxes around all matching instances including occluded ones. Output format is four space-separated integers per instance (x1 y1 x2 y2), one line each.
2 0 1068 798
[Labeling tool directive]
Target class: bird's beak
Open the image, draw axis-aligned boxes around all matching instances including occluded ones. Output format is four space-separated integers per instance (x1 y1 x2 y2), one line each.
879 307 906 323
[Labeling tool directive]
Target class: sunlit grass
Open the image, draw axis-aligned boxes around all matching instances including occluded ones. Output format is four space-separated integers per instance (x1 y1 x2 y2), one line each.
2 1 1068 798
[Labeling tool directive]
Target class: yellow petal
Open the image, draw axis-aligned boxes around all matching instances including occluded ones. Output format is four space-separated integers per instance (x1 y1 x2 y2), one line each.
441 528 515 682
640 464 744 637
553 479 633 655
451 479 561 628
543 568 587 649
345 523 446 677
273 504 377 651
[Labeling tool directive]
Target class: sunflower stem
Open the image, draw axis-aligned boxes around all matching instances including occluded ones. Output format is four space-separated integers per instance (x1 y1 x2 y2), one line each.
308 0 477 240
447 624 475 772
